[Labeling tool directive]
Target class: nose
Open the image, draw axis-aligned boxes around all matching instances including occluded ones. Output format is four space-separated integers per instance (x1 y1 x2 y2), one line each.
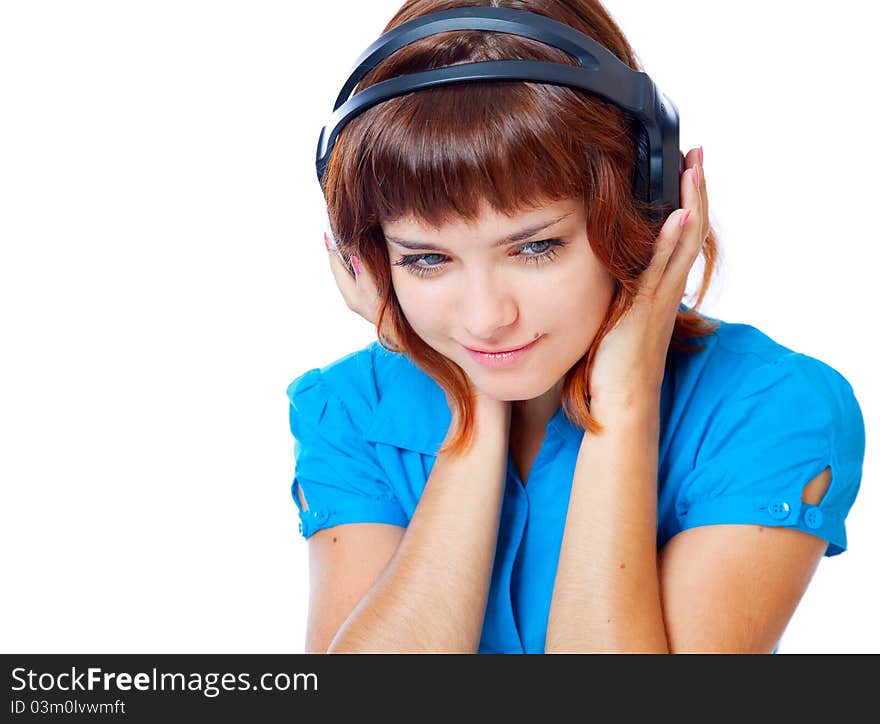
458 270 518 343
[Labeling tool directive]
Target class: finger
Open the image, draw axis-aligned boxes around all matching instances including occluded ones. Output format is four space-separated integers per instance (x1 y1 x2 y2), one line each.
326 242 355 289
681 147 709 241
637 148 704 299
698 160 708 242
661 153 704 291
325 232 355 277
326 244 380 324
325 238 362 313
639 206 691 296
350 254 381 322
650 147 701 266
682 147 699 169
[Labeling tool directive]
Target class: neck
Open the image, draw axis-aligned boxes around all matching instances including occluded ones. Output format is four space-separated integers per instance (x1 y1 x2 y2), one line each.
510 377 564 435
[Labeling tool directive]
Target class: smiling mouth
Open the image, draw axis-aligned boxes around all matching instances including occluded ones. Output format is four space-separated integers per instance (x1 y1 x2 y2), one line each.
463 338 540 354
460 336 545 370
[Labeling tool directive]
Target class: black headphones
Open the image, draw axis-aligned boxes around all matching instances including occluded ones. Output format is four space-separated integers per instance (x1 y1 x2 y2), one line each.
316 5 683 224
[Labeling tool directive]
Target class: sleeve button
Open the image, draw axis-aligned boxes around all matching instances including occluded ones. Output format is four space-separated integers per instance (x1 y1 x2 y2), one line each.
804 507 824 529
768 501 792 520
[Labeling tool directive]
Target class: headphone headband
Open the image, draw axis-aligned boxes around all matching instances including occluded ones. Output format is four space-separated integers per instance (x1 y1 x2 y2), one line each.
316 6 682 212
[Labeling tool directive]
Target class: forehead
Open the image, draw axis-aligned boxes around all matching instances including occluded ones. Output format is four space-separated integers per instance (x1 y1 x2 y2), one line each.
381 196 582 237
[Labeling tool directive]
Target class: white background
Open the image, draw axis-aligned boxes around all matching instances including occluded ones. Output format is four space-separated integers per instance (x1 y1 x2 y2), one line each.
1 1 876 653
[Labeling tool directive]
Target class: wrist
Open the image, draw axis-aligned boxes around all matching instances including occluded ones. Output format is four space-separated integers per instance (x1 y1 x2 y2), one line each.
589 388 660 427
473 393 512 433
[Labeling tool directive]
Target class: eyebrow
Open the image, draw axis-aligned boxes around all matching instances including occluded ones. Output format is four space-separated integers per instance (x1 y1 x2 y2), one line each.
384 211 575 251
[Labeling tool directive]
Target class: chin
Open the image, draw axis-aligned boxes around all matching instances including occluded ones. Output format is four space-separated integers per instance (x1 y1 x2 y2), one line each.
470 371 559 402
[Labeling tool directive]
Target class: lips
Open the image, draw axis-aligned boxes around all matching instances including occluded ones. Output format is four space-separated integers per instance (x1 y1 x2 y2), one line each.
464 340 535 354
462 335 544 369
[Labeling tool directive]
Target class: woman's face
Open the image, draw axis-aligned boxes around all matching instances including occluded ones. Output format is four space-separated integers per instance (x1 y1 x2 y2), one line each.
381 197 617 402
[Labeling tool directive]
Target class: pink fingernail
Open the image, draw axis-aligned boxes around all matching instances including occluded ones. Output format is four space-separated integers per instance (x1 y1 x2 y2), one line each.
351 256 361 277
679 209 692 228
699 146 704 165
323 232 331 251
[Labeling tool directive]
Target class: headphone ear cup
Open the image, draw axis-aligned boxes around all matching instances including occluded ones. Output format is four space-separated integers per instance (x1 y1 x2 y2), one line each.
631 120 650 205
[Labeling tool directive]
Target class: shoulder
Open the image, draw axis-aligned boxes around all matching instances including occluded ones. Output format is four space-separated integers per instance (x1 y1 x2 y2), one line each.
286 343 416 539
286 341 447 452
287 341 405 418
667 313 860 420
659 312 865 557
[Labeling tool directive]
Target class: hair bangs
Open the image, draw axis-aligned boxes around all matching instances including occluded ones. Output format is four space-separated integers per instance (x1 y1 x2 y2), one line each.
355 82 591 230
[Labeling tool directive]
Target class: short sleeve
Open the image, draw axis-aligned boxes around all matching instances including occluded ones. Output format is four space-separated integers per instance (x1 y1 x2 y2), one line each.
674 353 865 556
287 368 409 540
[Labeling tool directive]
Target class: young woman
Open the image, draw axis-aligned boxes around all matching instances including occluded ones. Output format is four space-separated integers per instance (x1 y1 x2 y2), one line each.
287 0 865 653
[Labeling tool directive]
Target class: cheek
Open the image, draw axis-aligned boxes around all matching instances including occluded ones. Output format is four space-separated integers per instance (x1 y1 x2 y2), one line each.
390 273 446 334
389 269 420 310
544 258 615 326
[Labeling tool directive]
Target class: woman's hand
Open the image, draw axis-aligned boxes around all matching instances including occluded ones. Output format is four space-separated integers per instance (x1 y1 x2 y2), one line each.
324 233 380 326
588 147 709 410
443 384 512 432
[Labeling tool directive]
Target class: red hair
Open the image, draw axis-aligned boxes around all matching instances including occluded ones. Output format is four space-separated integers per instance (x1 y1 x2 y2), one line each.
321 0 721 456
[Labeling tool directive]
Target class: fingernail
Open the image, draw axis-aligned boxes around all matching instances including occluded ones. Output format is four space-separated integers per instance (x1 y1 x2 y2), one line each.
323 232 331 251
351 256 361 277
692 165 699 189
679 209 692 229
699 146 704 166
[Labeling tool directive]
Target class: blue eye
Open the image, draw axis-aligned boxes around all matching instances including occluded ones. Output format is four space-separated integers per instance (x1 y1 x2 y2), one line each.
393 238 567 278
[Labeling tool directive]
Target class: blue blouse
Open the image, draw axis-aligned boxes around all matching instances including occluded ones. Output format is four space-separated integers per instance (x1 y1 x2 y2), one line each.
286 310 865 653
